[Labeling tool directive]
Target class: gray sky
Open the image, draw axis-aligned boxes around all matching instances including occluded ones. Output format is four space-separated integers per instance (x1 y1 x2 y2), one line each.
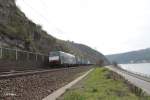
16 0 150 55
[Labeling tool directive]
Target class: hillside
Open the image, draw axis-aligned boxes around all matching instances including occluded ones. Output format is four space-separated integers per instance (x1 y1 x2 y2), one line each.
106 48 150 64
0 0 109 65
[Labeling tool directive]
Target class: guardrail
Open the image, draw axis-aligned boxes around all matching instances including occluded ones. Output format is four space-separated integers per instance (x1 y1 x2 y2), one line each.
118 66 150 78
0 47 49 71
115 66 150 82
0 47 48 62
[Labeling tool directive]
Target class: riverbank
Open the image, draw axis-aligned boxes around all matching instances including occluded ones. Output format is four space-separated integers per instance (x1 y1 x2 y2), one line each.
59 67 150 100
106 66 150 96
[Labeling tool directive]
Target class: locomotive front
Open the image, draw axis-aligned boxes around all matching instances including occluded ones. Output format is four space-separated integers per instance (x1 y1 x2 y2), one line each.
49 51 60 65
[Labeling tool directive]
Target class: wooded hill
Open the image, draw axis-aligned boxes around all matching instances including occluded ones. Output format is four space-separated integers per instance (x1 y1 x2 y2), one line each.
106 48 150 64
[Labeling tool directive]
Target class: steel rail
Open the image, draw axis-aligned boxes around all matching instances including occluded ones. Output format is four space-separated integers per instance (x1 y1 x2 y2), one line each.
0 67 82 79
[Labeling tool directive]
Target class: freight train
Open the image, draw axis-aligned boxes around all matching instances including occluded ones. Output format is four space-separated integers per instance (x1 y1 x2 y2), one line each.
49 51 91 66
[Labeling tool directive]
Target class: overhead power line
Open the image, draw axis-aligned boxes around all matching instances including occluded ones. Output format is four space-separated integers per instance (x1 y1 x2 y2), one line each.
21 0 54 28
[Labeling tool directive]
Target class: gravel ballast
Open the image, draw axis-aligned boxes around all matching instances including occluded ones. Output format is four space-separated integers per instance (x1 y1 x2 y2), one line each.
0 66 92 100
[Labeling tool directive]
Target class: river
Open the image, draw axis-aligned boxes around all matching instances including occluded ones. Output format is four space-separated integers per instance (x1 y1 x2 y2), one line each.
120 63 150 77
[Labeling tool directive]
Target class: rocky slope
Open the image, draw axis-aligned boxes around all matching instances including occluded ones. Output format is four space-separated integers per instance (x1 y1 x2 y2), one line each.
0 0 109 65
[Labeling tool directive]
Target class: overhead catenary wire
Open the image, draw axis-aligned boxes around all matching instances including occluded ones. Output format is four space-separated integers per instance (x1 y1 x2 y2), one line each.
17 0 67 38
38 0 52 19
21 0 55 30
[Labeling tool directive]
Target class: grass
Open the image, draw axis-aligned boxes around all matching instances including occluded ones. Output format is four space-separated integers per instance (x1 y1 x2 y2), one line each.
61 67 150 100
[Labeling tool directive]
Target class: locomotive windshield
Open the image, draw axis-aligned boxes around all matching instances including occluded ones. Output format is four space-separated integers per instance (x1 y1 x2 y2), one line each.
49 51 59 56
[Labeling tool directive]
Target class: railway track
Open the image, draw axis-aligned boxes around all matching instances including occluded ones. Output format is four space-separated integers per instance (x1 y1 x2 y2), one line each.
0 66 92 100
0 67 81 79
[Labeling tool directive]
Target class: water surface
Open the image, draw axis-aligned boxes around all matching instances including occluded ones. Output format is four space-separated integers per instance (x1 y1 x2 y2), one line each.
120 63 150 77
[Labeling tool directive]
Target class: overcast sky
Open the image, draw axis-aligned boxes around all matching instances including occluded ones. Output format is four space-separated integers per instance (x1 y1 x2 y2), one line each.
16 0 150 55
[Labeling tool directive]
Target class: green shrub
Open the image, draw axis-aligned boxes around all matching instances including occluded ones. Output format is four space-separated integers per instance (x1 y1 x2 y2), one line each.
64 91 85 100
